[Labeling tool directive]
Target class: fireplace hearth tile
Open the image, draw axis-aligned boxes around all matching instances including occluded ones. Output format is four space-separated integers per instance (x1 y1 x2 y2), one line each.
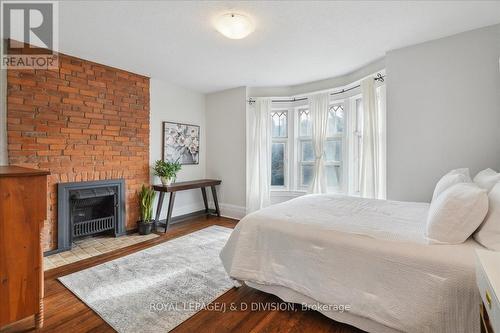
44 233 159 271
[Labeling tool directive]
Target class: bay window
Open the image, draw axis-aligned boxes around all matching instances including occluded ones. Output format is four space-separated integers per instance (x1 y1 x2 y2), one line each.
270 96 364 195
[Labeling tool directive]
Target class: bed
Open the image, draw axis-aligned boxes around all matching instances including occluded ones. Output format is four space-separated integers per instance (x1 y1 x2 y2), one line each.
219 194 482 333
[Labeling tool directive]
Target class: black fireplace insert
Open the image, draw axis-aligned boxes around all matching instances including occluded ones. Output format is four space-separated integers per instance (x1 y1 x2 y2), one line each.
50 179 126 256
70 187 117 239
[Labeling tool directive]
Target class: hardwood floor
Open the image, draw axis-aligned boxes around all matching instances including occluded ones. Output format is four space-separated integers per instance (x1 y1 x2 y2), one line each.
2 216 364 333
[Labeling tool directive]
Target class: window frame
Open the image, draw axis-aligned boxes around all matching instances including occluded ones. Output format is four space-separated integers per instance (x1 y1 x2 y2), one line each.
326 103 346 193
270 108 292 190
296 106 313 190
295 102 346 192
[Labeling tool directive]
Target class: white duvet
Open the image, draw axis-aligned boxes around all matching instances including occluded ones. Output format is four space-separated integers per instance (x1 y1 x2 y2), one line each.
220 194 481 333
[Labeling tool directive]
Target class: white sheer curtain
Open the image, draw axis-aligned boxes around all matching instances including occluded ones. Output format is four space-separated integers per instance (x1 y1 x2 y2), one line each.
246 98 272 213
378 84 387 199
360 77 386 199
309 93 330 194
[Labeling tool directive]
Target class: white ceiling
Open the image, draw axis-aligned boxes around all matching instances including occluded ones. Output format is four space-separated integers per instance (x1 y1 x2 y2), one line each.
59 1 500 93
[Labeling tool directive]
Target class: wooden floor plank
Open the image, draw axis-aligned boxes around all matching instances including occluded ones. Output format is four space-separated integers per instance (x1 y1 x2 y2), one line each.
1 216 364 333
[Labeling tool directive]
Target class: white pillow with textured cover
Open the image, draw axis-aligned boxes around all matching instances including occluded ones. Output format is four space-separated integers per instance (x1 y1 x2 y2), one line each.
432 168 471 201
474 168 500 192
426 182 488 244
474 182 500 250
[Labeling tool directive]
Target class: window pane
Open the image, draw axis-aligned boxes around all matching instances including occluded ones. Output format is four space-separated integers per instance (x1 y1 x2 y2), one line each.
325 140 342 162
299 109 311 137
301 165 314 186
301 140 314 162
271 143 285 186
271 111 287 138
326 165 342 188
327 104 344 136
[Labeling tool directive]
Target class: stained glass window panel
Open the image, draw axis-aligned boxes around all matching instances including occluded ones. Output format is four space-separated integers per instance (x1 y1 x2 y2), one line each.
271 111 287 138
327 105 344 136
299 109 312 137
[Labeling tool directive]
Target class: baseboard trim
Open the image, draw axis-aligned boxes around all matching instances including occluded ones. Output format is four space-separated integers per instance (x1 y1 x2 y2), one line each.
154 202 207 220
156 209 218 227
219 203 246 220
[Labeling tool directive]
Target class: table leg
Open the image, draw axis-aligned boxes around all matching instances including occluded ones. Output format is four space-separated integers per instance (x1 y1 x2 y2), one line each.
201 187 209 213
211 185 221 217
155 191 165 232
165 192 176 233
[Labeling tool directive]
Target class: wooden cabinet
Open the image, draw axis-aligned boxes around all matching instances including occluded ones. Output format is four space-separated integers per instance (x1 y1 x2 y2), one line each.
0 166 49 329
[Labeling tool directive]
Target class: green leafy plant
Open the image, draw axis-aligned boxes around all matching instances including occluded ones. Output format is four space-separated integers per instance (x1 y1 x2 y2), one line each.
153 159 182 181
138 184 156 223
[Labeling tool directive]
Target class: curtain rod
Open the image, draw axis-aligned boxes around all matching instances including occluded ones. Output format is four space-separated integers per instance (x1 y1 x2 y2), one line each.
248 73 385 104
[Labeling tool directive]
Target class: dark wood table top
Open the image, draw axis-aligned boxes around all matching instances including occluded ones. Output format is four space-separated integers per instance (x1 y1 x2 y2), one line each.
0 165 50 177
153 179 221 192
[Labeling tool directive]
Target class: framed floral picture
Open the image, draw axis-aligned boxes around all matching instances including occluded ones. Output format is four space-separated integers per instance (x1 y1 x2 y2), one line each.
162 121 200 165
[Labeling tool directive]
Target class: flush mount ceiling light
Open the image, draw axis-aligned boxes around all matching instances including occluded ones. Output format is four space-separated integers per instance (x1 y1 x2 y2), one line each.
214 13 254 39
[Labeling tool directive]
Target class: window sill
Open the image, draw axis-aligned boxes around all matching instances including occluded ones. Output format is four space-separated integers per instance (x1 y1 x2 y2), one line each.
271 189 351 196
270 190 308 198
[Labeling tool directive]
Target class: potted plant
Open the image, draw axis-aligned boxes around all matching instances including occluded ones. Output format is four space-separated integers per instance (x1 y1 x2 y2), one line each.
137 184 156 235
153 159 181 186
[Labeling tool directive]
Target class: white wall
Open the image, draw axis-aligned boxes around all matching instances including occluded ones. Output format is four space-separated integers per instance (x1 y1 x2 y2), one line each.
386 24 500 202
205 87 247 219
150 78 206 218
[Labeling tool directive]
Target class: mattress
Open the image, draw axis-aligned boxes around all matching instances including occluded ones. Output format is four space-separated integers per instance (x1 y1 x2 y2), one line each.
220 194 482 333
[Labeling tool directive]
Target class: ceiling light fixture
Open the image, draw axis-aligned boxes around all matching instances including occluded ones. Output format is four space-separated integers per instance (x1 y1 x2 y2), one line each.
215 13 254 40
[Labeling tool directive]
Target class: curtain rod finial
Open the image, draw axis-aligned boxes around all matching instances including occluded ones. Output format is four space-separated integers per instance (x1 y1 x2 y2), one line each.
376 73 385 82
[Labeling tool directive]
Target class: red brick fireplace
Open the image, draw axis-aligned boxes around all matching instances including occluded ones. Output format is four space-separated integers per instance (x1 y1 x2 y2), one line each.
6 53 150 252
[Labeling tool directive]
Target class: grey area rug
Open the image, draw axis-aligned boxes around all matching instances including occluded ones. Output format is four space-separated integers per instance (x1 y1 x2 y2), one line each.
59 226 234 333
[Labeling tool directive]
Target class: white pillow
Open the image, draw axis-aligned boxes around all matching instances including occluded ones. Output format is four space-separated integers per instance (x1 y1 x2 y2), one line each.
426 182 488 244
474 168 500 192
432 168 471 201
474 182 500 250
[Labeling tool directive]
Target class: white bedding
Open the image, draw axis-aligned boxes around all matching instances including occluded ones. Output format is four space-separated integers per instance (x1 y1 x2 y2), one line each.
220 194 481 333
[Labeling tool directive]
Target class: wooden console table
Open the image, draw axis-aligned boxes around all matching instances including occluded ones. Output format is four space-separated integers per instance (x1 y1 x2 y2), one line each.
153 179 222 232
